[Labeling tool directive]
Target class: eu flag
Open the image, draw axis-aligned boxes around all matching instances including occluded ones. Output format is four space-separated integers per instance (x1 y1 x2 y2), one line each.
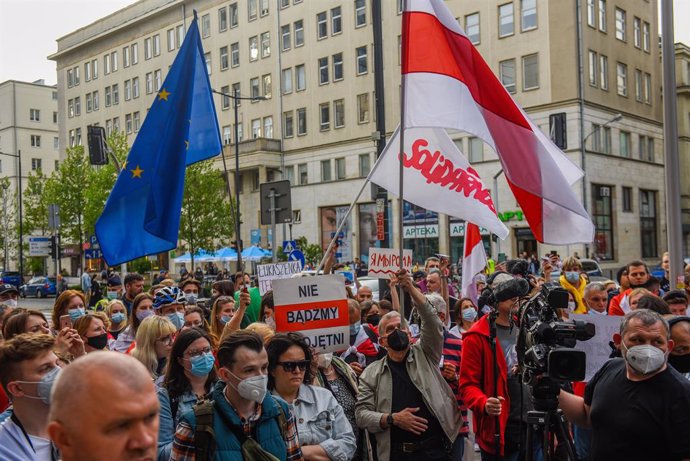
95 12 222 266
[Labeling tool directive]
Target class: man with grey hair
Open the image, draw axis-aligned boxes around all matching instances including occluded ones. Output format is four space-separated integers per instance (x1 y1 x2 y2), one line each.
584 282 609 315
47 351 159 461
559 309 690 461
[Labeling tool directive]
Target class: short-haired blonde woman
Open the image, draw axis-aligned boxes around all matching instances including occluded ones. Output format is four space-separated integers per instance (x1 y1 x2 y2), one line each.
105 299 128 341
560 257 588 314
111 292 154 353
131 315 177 382
73 314 109 353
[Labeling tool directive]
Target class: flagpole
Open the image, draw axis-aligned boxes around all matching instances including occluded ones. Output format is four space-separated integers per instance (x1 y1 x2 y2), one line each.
398 0 409 321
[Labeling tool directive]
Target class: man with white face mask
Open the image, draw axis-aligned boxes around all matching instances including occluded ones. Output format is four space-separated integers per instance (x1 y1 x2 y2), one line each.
170 330 304 461
0 284 19 310
559 309 690 461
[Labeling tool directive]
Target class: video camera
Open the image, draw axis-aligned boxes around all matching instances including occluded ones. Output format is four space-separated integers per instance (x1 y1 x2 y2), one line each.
516 285 595 394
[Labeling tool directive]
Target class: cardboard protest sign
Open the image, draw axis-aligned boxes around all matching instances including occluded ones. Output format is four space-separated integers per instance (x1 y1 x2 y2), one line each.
256 261 303 295
367 248 413 278
272 275 349 353
572 314 622 382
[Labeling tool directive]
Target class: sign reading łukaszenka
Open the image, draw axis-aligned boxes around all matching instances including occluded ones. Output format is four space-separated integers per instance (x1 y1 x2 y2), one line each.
256 261 303 295
272 275 349 353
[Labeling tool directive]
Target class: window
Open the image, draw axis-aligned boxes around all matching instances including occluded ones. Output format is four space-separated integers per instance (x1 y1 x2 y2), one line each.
231 42 239 67
587 0 596 27
126 113 133 134
30 135 41 148
592 184 614 260
74 96 81 115
236 122 243 142
647 137 654 162
221 85 230 110
219 7 228 32
643 72 651 103
53 137 59 149
105 87 112 107
67 68 74 87
154 70 162 91
619 130 631 157
499 59 516 93
85 61 92 81
622 186 632 212
588 51 598 86
133 111 141 132
31 158 42 170
110 84 119 106
321 159 332 181
68 99 74 117
168 28 175 51
355 0 366 27
359 153 371 177
103 55 110 75
230 3 238 27
249 36 259 61
105 121 112 136
633 17 641 48
262 74 272 98
332 53 344 81
468 137 484 162
298 163 308 185
153 34 160 56
283 111 294 138
260 0 269 16
86 93 93 112
295 64 306 90
297 107 307 135
250 77 260 99
317 12 328 39
76 126 82 145
319 57 329 84
281 0 289 8
639 190 658 258
261 32 271 58
498 3 514 37
131 44 138 65
602 126 611 153
92 59 99 78
29 109 40 121
281 25 291 51
53 111 57 123
93 90 99 110
598 0 606 31
263 116 273 138
332 7 342 34
176 25 185 48
232 82 241 105
465 13 480 44
284 166 295 185
220 46 229 70
202 14 211 38
145 37 152 60
146 72 153 94
336 158 346 179
616 62 627 96
294 20 304 47
642 22 650 52
74 66 80 84
521 0 536 31
522 54 539 90
249 0 258 20
222 125 232 144
356 46 368 74
125 79 132 101
357 93 369 123
638 134 647 160
615 8 626 41
635 69 643 101
599 55 608 90
334 99 345 128
123 46 130 67
205 52 212 75
251 118 261 138
55 160 59 170
69 129 76 146
282 68 293 94
320 102 330 130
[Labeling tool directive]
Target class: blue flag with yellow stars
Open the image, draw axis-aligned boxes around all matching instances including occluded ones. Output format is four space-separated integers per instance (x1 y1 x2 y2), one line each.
95 12 222 266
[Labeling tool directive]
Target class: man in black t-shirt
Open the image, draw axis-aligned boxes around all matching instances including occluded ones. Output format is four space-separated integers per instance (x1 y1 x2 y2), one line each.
559 309 690 461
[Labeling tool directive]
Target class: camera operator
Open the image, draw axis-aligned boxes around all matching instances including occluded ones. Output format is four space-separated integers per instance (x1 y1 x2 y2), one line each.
459 272 531 461
558 309 690 461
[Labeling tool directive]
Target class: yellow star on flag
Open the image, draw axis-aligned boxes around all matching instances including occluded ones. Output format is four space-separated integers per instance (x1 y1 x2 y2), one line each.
185 140 190 150
131 165 144 178
158 89 171 101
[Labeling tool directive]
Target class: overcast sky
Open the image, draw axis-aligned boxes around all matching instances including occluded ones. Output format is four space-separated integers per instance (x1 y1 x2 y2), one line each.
1 0 689 85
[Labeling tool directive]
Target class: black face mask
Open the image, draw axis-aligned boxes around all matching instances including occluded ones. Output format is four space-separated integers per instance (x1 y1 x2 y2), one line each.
386 328 410 352
86 333 108 350
367 314 381 326
669 354 690 374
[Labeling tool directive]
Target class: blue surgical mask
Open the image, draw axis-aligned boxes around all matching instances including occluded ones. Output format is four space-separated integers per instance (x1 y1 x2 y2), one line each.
462 308 478 322
350 321 361 336
188 352 215 377
167 312 185 330
136 309 154 322
68 307 86 322
565 271 580 284
220 315 232 325
111 313 126 324
185 293 198 305
16 366 61 405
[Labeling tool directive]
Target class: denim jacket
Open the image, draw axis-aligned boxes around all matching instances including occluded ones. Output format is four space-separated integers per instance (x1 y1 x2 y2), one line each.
157 387 204 461
275 384 356 461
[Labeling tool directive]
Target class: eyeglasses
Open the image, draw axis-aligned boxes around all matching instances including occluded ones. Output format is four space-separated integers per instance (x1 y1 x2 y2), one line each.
156 335 174 346
186 346 212 358
276 360 310 372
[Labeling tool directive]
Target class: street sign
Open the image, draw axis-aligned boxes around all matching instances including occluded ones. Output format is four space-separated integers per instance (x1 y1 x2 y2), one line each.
282 240 297 253
85 249 104 260
260 180 292 225
28 236 51 257
287 250 305 269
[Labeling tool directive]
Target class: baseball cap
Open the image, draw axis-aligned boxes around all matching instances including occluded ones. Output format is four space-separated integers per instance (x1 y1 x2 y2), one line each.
0 284 19 296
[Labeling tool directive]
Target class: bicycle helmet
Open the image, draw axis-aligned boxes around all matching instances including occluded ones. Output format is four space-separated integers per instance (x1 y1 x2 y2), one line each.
153 286 186 309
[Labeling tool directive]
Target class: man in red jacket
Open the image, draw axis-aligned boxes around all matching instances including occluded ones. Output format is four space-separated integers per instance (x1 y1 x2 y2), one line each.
459 272 529 461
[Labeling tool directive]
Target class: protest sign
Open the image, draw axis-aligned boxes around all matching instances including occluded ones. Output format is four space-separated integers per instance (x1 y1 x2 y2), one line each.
367 248 413 278
256 261 303 295
336 270 355 285
272 275 349 353
572 314 622 382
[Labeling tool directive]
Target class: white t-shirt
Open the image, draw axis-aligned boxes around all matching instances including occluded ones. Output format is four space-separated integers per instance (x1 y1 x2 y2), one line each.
28 435 52 461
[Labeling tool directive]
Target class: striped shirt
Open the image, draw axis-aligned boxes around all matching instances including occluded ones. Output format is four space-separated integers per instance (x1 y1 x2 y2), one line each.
442 330 470 434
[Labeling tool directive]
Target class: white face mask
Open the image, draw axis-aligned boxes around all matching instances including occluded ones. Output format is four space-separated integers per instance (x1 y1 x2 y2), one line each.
622 341 667 375
317 352 334 369
4 298 17 309
567 301 576 312
225 368 268 403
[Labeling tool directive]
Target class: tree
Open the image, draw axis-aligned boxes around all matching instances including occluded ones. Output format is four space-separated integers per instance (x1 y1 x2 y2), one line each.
178 159 234 270
21 170 49 274
296 236 323 267
0 176 17 270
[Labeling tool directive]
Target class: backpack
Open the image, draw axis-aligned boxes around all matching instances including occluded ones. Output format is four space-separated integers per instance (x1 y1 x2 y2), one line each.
193 397 289 461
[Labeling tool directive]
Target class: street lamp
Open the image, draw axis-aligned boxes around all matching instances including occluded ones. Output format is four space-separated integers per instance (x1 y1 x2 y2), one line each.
0 150 23 277
212 89 266 271
1 181 9 269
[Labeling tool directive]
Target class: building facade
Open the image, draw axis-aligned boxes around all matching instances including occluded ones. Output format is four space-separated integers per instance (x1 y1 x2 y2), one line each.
676 42 690 256
49 0 667 274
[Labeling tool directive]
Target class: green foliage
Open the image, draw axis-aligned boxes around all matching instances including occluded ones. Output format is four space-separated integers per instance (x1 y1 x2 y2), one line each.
130 257 153 274
296 236 322 266
22 169 49 236
0 176 17 269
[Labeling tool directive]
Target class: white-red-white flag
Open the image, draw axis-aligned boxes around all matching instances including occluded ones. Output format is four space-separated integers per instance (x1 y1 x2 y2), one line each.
461 222 486 305
402 0 594 244
370 126 509 239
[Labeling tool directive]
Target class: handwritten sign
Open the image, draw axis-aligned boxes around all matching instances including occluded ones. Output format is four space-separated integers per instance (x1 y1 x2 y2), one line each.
256 261 303 295
572 314 622 382
272 275 349 353
367 248 413 278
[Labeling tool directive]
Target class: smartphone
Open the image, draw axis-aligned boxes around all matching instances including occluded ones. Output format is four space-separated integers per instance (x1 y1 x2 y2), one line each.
59 314 72 330
497 253 507 263
550 250 558 257
242 283 249 294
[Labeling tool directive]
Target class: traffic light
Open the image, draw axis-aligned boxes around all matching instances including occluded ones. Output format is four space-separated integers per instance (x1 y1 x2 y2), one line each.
87 125 109 165
49 236 57 259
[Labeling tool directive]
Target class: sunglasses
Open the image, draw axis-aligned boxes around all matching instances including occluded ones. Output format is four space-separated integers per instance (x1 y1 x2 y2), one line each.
276 360 310 372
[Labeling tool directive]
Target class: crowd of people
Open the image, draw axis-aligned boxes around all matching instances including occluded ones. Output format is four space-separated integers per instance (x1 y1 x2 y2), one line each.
0 249 689 461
